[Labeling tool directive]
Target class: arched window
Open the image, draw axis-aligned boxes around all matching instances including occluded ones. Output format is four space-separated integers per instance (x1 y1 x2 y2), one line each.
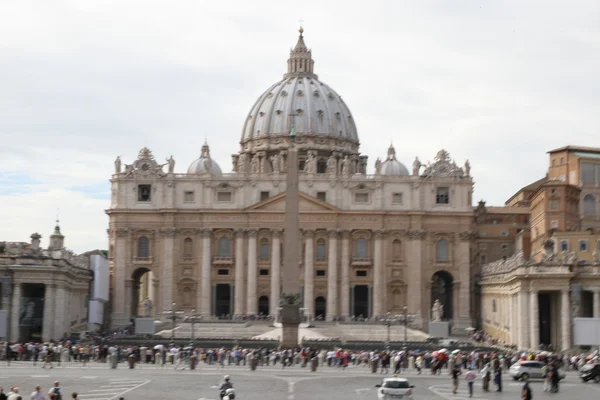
354 238 368 259
584 194 596 215
436 239 449 262
183 238 193 257
316 238 326 261
138 236 149 258
260 238 270 260
218 237 231 257
392 239 402 260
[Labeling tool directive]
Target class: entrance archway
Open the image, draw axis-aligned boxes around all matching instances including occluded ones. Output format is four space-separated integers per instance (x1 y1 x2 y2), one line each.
315 296 326 320
353 285 369 318
215 284 231 317
258 296 269 316
431 270 454 320
132 268 155 317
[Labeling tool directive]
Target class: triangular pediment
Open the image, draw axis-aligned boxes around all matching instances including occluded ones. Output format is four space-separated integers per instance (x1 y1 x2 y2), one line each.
246 192 339 212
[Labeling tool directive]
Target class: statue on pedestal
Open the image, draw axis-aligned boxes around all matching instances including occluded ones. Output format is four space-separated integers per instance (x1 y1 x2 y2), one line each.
237 153 247 173
413 157 422 176
464 159 471 176
375 157 382 175
143 297 153 316
114 156 122 173
431 299 443 322
270 153 280 174
250 154 259 174
326 155 337 174
166 156 175 174
341 156 350 176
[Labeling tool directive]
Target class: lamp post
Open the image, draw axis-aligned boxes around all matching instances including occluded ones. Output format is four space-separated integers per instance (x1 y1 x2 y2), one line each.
403 306 408 342
381 312 398 344
163 302 184 339
187 309 203 345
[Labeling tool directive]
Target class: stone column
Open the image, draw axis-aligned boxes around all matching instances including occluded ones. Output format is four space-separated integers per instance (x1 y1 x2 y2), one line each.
373 230 384 317
246 229 258 315
561 289 572 351
159 228 177 316
326 230 338 320
340 230 351 319
406 229 424 324
270 229 282 318
112 228 129 326
42 284 55 342
457 232 472 328
530 289 539 350
200 229 212 316
10 282 21 341
517 288 529 349
234 229 246 316
512 294 518 346
303 230 315 318
125 279 133 320
53 284 67 340
593 289 600 318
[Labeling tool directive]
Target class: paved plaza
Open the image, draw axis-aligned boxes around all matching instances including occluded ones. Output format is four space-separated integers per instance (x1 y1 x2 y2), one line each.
0 362 598 400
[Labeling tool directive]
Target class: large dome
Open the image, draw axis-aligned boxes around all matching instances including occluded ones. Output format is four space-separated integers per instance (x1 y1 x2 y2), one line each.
241 28 358 144
187 141 222 176
379 144 409 176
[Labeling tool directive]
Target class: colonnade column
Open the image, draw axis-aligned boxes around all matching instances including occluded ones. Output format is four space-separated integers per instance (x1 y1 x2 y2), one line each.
246 229 258 315
200 229 212 316
512 294 518 346
561 289 572 351
593 289 600 318
303 230 315 318
159 227 177 316
373 230 384 317
10 282 21 341
326 229 338 321
406 229 424 323
270 229 282 318
53 284 67 340
42 284 55 342
517 287 529 349
529 288 539 350
233 229 246 316
340 230 350 319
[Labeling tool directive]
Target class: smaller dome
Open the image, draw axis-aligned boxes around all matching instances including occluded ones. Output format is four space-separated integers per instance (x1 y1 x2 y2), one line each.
188 141 222 176
380 144 409 176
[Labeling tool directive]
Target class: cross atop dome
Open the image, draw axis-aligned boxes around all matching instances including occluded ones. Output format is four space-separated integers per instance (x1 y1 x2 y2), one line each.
286 26 316 78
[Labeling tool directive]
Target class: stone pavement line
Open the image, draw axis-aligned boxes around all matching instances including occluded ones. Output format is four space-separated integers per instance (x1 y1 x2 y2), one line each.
77 378 150 400
428 384 489 400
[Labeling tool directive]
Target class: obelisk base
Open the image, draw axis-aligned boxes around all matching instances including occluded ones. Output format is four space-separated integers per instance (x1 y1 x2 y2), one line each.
280 304 301 348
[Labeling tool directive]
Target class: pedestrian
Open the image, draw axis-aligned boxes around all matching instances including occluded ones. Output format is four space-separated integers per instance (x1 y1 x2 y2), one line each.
47 382 62 400
71 393 78 399
494 365 502 392
465 367 477 398
7 387 20 400
481 363 490 392
415 354 422 375
0 386 6 400
522 378 533 400
30 385 45 400
542 364 550 391
451 365 461 394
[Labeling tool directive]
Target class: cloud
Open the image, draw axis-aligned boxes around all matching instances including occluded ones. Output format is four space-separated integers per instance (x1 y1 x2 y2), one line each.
1 0 599 251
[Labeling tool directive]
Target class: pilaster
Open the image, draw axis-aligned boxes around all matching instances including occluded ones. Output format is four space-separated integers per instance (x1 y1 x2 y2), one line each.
373 229 385 317
529 288 539 350
406 229 425 322
593 289 600 318
234 229 246 315
246 229 258 315
10 282 21 341
561 289 571 351
270 229 282 317
200 229 212 316
326 229 338 320
340 230 350 318
112 227 129 327
303 229 315 317
159 227 178 318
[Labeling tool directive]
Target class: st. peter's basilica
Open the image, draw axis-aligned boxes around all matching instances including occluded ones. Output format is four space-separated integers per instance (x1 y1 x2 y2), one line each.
107 28 475 331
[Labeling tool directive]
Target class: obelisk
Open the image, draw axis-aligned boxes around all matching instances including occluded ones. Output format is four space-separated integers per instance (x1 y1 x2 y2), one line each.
280 114 301 348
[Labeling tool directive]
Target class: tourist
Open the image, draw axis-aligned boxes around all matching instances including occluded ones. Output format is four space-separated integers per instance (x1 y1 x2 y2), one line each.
522 378 533 400
464 367 477 398
0 386 6 400
451 365 461 394
48 382 62 400
30 385 45 400
480 362 491 392
7 387 19 400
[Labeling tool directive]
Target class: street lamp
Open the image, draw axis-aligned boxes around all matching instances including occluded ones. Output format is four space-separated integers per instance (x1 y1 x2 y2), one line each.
400 306 416 342
162 302 184 339
187 309 203 345
381 312 398 343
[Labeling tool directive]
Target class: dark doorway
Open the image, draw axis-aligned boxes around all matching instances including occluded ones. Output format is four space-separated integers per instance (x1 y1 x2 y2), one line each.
581 291 594 318
20 283 45 342
132 268 151 317
353 285 369 318
539 293 552 346
431 270 454 320
315 296 326 320
215 284 231 317
258 296 269 316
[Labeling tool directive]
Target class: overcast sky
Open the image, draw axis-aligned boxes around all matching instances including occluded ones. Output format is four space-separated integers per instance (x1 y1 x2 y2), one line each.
1 0 599 252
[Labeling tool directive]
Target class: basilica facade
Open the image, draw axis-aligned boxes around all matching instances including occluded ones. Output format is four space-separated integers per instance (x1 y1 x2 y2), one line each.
107 29 475 331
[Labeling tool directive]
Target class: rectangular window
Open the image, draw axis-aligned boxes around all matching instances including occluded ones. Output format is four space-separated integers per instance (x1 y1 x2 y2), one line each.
354 193 369 203
184 191 194 203
549 199 559 210
316 270 326 277
492 299 497 313
316 191 327 202
217 191 232 202
480 254 487 265
436 187 449 204
356 270 367 277
581 162 596 185
217 269 229 276
579 240 589 252
259 269 269 276
551 220 559 229
560 240 569 252
138 185 151 202
260 191 270 201
392 193 403 205
501 231 509 236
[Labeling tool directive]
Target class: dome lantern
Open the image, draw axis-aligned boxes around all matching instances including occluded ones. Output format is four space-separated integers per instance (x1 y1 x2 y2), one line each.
285 26 316 78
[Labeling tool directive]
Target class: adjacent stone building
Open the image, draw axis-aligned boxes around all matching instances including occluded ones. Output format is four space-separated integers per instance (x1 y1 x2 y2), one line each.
0 225 93 342
107 28 475 331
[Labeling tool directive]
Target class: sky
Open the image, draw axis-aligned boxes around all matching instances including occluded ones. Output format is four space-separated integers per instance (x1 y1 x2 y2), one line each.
1 0 599 252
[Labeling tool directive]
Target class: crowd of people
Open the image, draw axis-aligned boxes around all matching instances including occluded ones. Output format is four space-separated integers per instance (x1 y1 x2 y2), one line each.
0 381 128 400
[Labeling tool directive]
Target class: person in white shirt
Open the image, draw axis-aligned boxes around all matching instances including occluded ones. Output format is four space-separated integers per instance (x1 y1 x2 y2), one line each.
30 385 45 400
7 386 20 400
48 381 62 399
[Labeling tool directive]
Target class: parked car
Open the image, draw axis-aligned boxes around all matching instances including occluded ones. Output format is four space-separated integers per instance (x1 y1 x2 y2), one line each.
580 363 600 383
509 361 565 381
375 377 415 399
